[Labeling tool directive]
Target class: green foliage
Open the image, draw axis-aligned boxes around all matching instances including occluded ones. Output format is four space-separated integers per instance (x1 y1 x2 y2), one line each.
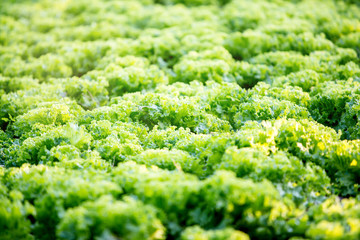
2 164 121 239
128 93 231 133
57 196 165 240
181 226 249 240
309 79 360 139
2 54 72 81
172 47 233 84
325 140 360 197
129 149 203 175
249 82 311 107
1 0 360 239
86 61 168 97
306 197 360 240
272 70 322 92
234 97 310 128
61 77 109 109
91 121 144 165
0 190 35 240
230 61 271 89
194 171 295 239
0 84 66 128
5 123 93 167
217 147 331 204
10 101 83 137
112 162 201 237
57 41 111 77
154 0 231 6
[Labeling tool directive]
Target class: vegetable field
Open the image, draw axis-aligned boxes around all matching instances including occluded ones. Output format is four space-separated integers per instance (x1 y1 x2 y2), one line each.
1 0 360 239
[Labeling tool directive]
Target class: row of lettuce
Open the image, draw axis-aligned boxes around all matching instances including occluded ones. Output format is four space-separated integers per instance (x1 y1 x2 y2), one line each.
1 0 360 79
1 77 360 176
1 162 360 240
1 49 360 134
